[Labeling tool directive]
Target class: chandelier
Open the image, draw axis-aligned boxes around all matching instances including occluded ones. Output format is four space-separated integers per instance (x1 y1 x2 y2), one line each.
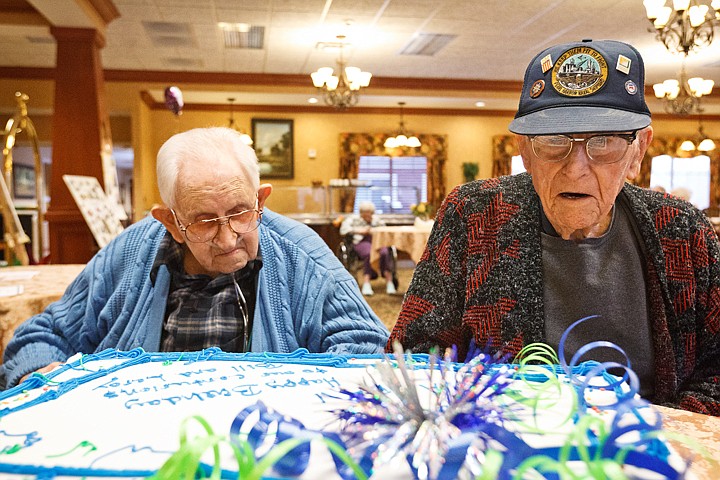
310 35 372 110
652 64 714 115
226 97 253 145
384 102 421 149
643 0 720 55
680 120 717 152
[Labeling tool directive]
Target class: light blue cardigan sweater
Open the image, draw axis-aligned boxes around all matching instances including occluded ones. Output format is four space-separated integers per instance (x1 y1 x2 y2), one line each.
1 210 389 388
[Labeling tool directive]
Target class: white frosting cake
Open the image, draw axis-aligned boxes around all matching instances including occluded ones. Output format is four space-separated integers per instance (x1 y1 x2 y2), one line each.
0 347 690 479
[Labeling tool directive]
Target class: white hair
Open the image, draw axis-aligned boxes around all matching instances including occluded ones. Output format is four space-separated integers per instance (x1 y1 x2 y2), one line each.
156 127 260 208
358 201 376 213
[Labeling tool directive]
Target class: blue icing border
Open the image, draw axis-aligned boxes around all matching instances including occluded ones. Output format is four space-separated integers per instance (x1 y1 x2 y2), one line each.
0 348 657 480
0 347 404 417
0 347 616 419
0 348 399 479
0 347 466 480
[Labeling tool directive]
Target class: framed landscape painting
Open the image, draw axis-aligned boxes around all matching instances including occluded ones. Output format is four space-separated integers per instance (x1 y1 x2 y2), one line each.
251 118 294 179
13 164 36 200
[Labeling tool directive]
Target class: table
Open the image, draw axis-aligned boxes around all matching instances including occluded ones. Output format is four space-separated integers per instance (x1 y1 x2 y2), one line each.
0 264 85 361
370 225 432 267
0 267 717 479
657 405 720 479
284 214 341 251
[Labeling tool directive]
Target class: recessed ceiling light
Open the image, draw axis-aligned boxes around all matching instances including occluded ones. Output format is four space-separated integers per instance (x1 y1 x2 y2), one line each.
218 22 250 33
475 101 486 108
308 97 319 104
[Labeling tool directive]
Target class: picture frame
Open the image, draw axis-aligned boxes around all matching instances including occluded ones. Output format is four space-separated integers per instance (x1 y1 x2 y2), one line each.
251 118 294 179
12 164 36 200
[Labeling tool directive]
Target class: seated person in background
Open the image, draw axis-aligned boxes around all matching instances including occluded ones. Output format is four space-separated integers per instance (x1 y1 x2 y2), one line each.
340 201 396 296
1 127 389 389
387 39 720 415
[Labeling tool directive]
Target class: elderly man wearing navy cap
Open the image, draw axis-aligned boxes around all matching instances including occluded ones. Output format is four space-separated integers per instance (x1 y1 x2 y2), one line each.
388 39 720 416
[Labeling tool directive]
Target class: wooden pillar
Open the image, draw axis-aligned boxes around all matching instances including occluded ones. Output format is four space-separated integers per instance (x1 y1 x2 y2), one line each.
46 27 111 264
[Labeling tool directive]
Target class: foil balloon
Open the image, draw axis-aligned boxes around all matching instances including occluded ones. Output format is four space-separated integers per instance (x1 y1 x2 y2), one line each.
164 86 184 116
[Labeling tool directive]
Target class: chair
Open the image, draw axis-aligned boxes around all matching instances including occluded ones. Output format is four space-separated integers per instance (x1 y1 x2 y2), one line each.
335 234 399 289
335 234 362 274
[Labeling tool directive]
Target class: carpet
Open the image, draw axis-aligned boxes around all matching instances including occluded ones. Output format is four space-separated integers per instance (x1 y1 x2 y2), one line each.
358 264 415 331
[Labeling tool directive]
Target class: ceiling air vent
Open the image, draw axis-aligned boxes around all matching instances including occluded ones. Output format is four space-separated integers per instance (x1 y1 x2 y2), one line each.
219 23 264 49
399 33 456 56
143 21 196 48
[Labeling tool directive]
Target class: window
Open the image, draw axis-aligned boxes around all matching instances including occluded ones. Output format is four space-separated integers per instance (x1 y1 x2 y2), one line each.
354 155 427 214
511 155 526 175
649 154 710 209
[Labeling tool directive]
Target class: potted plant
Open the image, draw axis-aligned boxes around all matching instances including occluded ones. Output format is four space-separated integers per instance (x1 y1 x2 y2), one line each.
410 202 435 230
462 162 479 183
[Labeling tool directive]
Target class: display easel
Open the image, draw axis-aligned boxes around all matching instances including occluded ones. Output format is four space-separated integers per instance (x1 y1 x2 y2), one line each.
0 92 44 265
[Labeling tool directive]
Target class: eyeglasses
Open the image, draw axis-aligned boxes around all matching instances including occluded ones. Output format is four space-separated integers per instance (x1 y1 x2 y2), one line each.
171 202 262 243
529 131 639 165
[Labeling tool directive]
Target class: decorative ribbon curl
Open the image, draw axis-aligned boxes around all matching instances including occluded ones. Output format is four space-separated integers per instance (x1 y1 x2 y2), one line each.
149 328 700 480
229 401 367 480
329 335 693 480
149 407 367 480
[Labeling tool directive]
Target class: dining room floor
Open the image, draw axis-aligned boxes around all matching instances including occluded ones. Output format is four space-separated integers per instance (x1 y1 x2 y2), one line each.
359 260 415 331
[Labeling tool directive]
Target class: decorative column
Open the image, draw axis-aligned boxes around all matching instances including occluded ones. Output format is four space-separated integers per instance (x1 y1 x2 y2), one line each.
46 27 112 264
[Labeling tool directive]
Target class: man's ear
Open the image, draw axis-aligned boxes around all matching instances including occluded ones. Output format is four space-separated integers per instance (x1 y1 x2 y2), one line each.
257 183 273 209
151 205 185 244
626 126 653 181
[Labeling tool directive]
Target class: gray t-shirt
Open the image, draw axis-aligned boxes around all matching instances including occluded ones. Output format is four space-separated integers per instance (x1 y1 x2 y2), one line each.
541 199 655 397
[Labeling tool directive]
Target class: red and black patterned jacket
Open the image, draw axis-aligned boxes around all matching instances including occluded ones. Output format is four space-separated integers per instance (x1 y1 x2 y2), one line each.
388 173 720 416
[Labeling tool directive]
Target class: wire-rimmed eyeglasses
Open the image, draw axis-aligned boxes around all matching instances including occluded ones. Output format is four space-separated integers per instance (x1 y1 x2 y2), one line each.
529 131 639 165
171 201 262 243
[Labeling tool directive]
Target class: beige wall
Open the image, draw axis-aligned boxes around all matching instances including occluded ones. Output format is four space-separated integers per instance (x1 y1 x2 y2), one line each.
137 107 517 212
140 109 506 189
135 104 719 218
1 78 718 222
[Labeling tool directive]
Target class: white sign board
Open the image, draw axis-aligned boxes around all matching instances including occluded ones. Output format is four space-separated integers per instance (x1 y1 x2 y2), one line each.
63 175 124 248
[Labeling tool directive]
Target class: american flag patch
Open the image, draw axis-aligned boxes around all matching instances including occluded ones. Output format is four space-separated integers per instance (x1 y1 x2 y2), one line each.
616 55 631 74
541 54 553 73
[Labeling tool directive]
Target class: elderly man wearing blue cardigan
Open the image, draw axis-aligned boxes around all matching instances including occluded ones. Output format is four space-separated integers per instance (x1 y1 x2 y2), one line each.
1 127 388 389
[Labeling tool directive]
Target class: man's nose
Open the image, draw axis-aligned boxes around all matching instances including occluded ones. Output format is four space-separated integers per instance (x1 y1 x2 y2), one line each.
563 139 592 170
214 219 240 242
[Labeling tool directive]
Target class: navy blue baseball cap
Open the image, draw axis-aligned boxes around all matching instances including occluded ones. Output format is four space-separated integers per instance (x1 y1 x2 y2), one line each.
508 39 652 135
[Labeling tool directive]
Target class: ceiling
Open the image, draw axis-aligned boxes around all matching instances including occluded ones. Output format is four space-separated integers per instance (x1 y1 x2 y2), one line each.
2 0 720 114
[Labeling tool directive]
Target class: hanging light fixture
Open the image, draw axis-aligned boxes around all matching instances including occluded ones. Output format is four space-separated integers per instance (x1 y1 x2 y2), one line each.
653 63 714 115
697 135 717 151
226 97 253 145
644 0 720 55
310 35 372 110
384 102 421 149
680 118 717 152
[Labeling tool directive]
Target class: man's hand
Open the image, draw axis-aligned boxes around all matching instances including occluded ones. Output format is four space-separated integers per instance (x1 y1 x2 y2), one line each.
19 362 63 384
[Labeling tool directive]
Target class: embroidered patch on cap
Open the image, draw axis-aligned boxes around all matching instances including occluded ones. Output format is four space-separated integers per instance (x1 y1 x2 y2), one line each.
616 55 631 74
540 54 553 73
551 46 608 97
529 79 545 98
625 80 638 95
